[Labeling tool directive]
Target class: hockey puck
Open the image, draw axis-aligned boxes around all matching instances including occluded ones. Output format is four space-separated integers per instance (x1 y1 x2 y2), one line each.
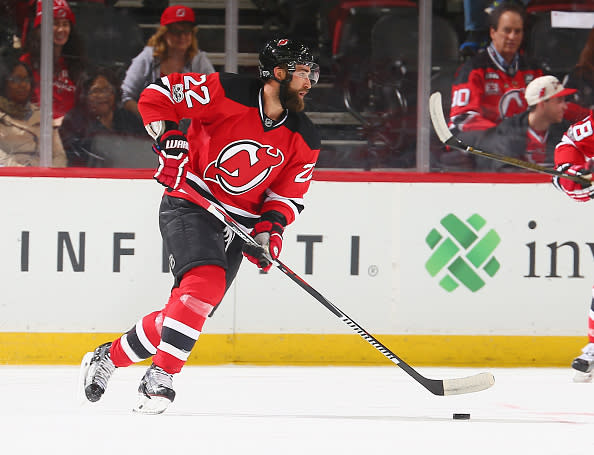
453 413 470 420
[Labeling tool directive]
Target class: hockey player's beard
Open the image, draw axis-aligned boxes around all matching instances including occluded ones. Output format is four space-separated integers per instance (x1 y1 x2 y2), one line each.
285 87 306 112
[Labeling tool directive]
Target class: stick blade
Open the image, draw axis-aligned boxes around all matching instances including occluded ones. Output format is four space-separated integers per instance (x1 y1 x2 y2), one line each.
429 92 454 143
442 372 495 396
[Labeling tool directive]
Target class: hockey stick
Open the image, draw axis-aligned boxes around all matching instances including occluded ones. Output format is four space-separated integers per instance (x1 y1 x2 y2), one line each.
179 181 495 396
429 92 591 185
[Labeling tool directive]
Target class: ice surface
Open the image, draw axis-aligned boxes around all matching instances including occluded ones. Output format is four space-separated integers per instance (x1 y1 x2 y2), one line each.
1 365 592 454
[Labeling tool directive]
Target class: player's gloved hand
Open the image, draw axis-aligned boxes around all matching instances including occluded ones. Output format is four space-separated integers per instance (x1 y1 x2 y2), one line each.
242 215 284 273
553 164 594 202
152 130 189 190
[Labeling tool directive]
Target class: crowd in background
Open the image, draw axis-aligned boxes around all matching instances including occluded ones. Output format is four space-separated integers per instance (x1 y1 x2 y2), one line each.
0 0 592 170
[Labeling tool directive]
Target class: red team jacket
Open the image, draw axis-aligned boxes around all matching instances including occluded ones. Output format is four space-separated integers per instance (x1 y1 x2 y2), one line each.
138 72 321 229
449 49 543 132
555 112 594 167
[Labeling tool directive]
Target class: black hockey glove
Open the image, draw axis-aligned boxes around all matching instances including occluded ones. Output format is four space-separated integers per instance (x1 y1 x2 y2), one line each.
152 130 189 190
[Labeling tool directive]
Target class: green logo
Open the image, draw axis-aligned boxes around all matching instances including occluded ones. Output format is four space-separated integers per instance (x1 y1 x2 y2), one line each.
425 214 500 292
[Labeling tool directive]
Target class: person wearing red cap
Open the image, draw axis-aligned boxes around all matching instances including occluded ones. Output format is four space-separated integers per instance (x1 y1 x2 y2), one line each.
20 0 85 121
121 4 214 119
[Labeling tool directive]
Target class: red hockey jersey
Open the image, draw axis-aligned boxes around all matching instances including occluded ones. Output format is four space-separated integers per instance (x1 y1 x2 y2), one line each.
553 112 594 202
449 49 543 132
555 112 594 167
138 72 321 228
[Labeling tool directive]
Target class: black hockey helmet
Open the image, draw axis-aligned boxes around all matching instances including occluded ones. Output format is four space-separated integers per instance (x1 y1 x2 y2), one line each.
258 38 319 86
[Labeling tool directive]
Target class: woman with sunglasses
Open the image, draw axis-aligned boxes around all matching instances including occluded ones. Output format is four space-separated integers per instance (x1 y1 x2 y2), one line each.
0 51 66 167
121 5 215 119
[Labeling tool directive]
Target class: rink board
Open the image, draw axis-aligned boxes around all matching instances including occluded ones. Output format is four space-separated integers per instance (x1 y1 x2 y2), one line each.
0 173 592 365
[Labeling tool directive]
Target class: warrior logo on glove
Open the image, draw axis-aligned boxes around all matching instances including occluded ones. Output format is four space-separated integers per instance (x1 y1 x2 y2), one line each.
153 130 190 190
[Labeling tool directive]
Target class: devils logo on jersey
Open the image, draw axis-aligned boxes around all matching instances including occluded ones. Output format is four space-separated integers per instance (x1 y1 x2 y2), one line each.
204 140 285 195
498 89 526 120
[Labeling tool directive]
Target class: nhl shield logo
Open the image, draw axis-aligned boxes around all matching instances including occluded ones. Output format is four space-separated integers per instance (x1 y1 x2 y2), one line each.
172 84 184 103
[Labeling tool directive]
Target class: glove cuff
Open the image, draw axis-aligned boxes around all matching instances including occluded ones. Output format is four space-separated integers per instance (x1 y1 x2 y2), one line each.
259 210 287 230
159 129 186 142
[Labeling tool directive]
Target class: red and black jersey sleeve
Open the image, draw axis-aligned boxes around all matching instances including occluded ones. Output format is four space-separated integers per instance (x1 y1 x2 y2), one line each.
138 72 225 126
555 113 594 168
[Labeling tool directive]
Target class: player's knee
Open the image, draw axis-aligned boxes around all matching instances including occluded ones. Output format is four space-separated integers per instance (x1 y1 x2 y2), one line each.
178 265 226 308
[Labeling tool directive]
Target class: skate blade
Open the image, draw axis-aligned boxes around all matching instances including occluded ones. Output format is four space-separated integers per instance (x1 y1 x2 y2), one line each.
573 370 593 383
132 394 172 415
77 352 94 404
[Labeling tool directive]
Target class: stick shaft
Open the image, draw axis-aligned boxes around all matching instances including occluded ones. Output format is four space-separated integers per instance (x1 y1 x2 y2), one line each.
428 92 590 185
178 183 449 394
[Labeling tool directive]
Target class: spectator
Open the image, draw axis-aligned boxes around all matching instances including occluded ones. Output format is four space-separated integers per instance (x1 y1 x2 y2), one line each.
0 52 66 167
60 66 145 167
473 75 575 171
563 27 594 122
121 4 215 119
459 1 531 58
449 3 543 135
20 0 85 121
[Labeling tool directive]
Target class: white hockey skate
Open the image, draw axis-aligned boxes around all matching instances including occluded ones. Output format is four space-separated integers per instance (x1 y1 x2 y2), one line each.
133 363 176 415
80 342 117 401
572 343 594 383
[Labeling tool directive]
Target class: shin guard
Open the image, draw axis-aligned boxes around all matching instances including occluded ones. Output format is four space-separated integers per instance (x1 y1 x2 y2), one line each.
154 265 226 373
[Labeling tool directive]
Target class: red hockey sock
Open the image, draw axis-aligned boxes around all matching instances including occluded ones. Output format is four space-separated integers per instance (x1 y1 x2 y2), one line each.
153 265 225 373
110 310 163 367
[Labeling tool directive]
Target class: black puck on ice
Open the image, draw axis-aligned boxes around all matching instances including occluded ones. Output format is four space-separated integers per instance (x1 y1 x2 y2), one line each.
453 413 470 420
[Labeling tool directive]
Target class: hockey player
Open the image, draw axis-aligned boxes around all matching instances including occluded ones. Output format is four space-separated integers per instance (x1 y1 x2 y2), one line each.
553 110 594 381
449 3 543 135
80 38 321 413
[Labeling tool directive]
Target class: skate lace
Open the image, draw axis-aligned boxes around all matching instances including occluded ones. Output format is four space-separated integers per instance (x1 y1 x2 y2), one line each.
582 343 594 359
90 349 116 389
146 365 173 391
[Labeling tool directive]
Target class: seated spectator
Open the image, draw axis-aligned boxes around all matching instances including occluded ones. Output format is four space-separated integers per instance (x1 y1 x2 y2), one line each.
121 4 215 119
449 3 542 135
472 75 576 171
563 27 594 122
60 66 145 167
0 52 66 167
20 0 85 121
459 1 531 58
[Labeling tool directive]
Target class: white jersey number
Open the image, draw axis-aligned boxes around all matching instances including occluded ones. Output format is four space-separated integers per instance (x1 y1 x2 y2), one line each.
295 163 315 183
573 121 593 142
451 88 471 108
183 75 210 108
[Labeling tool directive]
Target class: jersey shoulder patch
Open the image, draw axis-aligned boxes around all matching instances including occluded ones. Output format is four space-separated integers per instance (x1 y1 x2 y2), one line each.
218 72 262 107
